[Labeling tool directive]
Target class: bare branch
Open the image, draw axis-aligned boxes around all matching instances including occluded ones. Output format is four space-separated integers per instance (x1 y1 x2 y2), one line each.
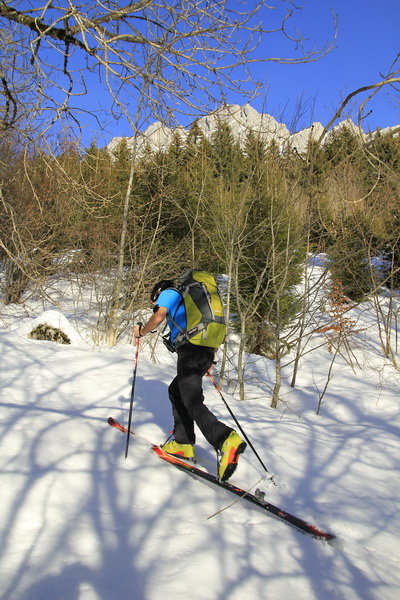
0 1 337 140
317 67 400 145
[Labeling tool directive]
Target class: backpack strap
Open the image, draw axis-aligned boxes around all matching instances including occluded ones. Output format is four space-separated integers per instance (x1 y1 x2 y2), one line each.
161 288 187 347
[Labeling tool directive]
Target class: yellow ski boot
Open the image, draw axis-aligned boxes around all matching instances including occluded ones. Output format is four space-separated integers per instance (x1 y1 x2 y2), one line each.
218 431 246 481
161 440 195 460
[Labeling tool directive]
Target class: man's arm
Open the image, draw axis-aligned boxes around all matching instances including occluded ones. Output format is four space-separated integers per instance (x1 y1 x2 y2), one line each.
133 306 168 339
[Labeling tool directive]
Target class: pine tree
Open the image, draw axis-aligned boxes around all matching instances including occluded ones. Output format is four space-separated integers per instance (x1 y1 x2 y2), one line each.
210 119 243 187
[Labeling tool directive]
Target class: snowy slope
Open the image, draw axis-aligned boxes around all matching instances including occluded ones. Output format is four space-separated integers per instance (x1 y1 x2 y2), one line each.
0 291 400 600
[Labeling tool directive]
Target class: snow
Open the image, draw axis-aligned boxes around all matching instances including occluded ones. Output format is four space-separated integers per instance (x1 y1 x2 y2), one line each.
1 267 400 600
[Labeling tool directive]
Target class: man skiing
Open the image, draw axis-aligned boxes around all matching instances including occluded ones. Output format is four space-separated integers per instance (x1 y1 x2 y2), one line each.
133 278 246 482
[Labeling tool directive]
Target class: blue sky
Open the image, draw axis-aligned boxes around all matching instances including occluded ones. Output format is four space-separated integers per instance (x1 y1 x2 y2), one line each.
251 0 400 133
75 0 400 146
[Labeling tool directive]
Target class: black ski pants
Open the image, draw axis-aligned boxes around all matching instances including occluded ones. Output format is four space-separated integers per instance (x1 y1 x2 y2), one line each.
168 343 232 449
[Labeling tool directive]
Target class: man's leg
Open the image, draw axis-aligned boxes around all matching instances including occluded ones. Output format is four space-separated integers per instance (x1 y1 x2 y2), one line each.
168 374 196 444
169 344 231 449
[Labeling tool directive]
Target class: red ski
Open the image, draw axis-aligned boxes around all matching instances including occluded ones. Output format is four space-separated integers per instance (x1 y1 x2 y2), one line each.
108 417 335 541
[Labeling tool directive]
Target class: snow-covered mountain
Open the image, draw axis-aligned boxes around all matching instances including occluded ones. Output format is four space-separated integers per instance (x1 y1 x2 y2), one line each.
108 103 398 156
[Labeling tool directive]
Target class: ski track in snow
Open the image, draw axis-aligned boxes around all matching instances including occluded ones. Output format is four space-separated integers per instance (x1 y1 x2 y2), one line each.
1 283 400 600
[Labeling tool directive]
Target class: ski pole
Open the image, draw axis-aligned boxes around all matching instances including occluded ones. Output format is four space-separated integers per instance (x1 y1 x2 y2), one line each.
207 371 276 485
125 335 140 459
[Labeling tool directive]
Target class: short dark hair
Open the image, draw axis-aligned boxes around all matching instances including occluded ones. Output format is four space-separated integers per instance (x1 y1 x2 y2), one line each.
150 279 175 303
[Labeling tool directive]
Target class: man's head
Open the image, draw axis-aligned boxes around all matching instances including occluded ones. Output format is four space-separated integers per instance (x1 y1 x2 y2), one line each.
150 279 175 303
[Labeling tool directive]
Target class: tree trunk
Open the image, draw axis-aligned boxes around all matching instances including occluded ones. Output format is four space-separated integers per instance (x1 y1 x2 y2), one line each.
106 141 138 347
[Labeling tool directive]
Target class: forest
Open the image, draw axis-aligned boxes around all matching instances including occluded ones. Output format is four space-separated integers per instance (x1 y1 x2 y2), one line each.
1 117 400 404
1 1 400 404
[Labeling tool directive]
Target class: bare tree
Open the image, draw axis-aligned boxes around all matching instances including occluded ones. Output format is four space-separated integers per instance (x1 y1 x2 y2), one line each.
0 1 338 345
0 1 337 140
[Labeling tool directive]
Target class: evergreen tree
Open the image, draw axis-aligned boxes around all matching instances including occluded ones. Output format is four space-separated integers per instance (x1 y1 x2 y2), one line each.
210 119 243 187
323 126 362 167
240 149 305 357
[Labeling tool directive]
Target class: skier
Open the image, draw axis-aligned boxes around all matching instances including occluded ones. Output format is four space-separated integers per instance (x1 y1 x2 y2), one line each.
133 279 246 482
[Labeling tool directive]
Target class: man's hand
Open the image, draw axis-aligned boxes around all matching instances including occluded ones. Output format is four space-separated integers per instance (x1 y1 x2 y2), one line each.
133 323 143 339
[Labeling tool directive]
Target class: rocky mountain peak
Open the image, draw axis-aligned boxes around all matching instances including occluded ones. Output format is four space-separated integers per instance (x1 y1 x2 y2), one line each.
107 104 398 157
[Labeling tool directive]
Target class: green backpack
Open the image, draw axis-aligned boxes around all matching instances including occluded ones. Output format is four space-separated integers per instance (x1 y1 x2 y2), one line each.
170 270 226 350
